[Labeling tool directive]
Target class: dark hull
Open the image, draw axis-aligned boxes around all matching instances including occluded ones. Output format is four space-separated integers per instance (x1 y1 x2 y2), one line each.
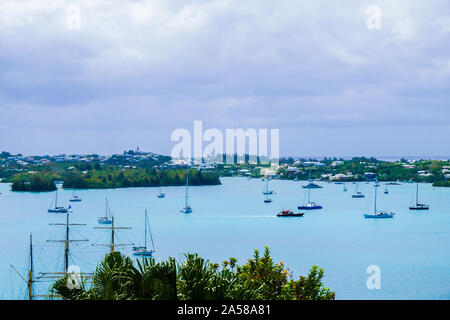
277 213 304 217
298 206 322 210
409 207 429 210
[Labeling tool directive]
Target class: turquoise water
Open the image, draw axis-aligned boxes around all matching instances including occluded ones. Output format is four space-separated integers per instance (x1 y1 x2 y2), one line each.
1 178 449 299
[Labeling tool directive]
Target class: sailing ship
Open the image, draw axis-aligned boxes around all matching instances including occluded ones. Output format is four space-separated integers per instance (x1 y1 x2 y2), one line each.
277 209 304 217
409 181 429 210
363 178 395 218
343 183 347 192
69 190 82 202
384 184 389 194
47 189 68 213
352 181 365 198
133 209 155 257
180 168 192 213
298 179 322 210
98 197 113 224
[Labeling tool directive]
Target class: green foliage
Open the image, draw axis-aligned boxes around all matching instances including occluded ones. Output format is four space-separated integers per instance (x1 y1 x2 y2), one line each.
62 168 221 189
11 173 57 192
52 248 335 300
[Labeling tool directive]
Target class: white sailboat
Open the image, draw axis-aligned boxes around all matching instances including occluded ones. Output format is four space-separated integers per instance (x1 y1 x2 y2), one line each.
69 190 82 202
47 189 68 213
98 197 113 224
352 181 365 198
133 209 155 257
364 178 395 218
262 178 274 195
298 179 322 210
180 168 192 213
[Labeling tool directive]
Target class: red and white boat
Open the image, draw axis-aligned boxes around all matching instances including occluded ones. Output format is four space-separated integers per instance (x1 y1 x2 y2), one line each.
277 209 304 217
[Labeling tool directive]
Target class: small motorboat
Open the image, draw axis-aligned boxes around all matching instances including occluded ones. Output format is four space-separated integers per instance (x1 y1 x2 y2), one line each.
264 198 273 203
277 210 304 217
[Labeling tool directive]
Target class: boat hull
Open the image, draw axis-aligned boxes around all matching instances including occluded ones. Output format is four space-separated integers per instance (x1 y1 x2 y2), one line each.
298 205 322 210
277 213 304 217
409 206 429 210
363 214 394 218
69 199 82 202
48 209 68 213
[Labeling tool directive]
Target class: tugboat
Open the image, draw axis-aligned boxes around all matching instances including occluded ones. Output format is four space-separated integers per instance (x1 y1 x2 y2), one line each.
47 189 68 213
409 181 429 210
364 178 395 219
277 209 304 217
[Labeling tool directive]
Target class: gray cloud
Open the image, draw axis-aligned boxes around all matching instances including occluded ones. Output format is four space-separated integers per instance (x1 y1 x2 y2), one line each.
0 0 449 156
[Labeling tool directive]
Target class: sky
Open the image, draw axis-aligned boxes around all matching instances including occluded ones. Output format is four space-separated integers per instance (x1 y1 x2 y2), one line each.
0 0 449 158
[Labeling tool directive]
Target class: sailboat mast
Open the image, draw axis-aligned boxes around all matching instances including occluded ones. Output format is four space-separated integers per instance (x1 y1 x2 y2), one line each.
55 189 58 209
374 181 378 213
416 181 419 205
28 233 33 300
185 168 189 208
144 210 148 249
65 212 69 272
111 216 115 253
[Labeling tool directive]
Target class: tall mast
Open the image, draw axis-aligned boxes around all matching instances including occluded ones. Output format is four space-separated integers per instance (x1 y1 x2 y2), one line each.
111 216 115 252
65 212 69 272
185 168 189 208
28 233 33 300
94 214 132 253
308 183 311 203
374 179 378 213
48 212 88 273
416 181 419 205
144 210 148 249
55 189 58 209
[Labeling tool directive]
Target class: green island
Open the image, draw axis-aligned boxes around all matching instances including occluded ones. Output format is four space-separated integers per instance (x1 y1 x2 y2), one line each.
52 247 335 300
1 150 450 191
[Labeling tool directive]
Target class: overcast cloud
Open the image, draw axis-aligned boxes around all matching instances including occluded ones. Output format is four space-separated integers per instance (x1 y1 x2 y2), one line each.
0 0 449 157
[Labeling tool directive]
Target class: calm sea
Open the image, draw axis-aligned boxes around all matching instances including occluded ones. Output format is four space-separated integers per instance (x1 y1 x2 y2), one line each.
0 177 449 299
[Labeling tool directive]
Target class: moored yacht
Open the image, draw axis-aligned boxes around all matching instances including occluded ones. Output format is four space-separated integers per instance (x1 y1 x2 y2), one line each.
47 189 68 213
409 181 429 210
98 197 113 224
364 178 395 219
